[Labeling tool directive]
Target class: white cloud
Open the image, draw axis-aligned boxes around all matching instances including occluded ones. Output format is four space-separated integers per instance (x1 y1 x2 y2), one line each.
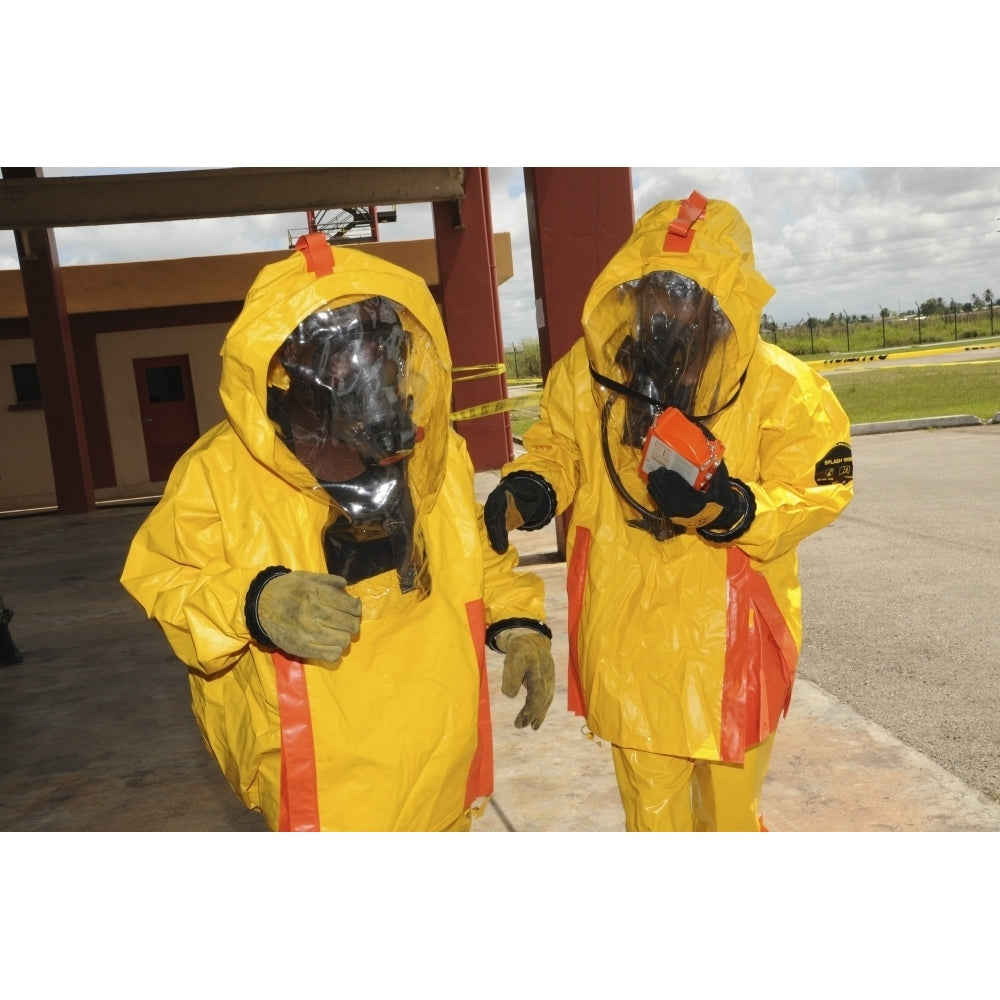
3 167 998 342
631 167 999 328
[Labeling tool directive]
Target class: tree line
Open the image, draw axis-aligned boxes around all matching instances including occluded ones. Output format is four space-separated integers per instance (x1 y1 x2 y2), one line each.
505 288 996 370
766 287 996 356
764 288 994 337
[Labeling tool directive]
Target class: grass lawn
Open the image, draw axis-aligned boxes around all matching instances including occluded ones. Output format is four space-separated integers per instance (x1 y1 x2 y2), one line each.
824 360 1000 424
506 360 1000 435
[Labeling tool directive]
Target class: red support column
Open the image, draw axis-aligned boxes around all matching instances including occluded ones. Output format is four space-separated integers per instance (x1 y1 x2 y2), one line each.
524 167 635 374
523 167 635 558
2 167 95 513
432 167 512 471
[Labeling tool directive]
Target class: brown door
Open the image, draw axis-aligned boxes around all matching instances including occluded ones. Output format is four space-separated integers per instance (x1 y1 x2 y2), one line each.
132 355 201 481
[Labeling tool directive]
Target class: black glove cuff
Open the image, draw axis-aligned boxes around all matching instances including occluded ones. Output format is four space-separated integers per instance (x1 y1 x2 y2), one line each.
486 617 553 653
244 565 291 648
698 480 756 542
502 471 557 531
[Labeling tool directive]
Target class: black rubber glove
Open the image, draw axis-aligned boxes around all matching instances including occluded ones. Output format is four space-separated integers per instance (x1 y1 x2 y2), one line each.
647 461 756 541
483 471 557 554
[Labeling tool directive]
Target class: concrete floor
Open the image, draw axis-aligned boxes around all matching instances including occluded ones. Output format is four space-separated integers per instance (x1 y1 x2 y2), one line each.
2 427 1000 833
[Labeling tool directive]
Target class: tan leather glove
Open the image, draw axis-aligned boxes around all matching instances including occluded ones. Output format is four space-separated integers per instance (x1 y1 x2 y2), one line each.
494 628 555 730
253 570 362 663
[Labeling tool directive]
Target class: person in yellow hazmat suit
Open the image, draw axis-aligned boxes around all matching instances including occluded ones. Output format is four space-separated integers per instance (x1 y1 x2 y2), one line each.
121 232 555 832
484 192 854 832
0 592 23 666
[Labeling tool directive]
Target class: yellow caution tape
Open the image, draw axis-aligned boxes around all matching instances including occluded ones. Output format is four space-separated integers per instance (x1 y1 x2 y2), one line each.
452 363 507 384
450 392 543 422
808 342 1000 369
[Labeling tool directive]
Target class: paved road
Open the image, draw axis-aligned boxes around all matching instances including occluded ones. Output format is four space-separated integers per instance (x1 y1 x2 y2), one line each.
795 422 1000 805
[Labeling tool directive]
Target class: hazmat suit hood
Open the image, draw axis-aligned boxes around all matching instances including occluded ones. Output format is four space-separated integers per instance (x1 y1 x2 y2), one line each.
580 192 776 538
218 235 451 591
583 191 775 423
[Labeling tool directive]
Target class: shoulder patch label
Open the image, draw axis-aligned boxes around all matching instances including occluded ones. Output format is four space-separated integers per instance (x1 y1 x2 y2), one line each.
815 442 853 485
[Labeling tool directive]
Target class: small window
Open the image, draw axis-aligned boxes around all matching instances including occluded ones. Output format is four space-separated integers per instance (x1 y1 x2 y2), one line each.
145 365 186 404
12 363 42 404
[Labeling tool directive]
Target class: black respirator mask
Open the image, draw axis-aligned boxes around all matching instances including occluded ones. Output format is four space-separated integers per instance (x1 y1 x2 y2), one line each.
615 272 719 445
267 297 424 592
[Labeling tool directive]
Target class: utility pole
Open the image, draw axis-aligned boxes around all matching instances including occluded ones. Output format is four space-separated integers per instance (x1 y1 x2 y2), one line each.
915 301 922 344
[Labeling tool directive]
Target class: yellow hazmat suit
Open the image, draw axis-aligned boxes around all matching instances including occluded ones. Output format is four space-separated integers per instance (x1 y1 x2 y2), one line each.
121 235 546 831
491 193 854 830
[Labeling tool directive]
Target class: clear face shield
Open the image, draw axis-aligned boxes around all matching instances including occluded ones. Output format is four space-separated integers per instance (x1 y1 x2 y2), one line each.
273 297 417 472
614 271 736 445
590 271 738 539
267 297 428 594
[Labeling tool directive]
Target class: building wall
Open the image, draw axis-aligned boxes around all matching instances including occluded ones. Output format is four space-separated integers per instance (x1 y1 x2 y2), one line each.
0 337 52 505
98 324 229 496
1 323 230 511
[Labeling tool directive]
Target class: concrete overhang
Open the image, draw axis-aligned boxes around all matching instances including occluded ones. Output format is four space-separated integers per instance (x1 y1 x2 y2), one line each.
0 168 466 229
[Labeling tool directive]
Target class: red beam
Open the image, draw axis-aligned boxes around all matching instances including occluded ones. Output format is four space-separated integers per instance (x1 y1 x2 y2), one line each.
3 167 94 511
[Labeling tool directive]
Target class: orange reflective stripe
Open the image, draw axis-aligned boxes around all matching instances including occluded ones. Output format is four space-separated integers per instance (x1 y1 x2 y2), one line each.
746 562 798 730
274 652 321 831
566 525 591 717
721 548 751 762
721 548 798 763
463 599 494 807
294 231 335 276
663 190 708 253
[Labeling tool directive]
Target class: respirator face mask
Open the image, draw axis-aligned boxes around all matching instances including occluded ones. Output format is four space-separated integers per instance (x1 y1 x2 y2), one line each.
615 271 733 445
267 297 427 592
273 297 416 473
591 271 739 539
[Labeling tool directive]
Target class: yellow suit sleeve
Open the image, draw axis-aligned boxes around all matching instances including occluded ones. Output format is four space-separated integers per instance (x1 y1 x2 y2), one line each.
734 353 854 563
479 506 546 628
120 447 261 677
502 340 588 513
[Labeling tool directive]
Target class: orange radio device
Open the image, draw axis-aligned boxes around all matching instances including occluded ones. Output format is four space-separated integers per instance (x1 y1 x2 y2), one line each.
639 407 724 492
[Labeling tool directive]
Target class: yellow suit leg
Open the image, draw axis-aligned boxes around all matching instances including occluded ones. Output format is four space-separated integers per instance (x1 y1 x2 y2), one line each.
692 734 776 831
612 745 697 832
612 733 776 832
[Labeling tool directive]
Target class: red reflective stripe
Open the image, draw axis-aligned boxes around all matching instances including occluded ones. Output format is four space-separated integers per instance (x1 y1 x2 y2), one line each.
566 524 591 716
663 190 708 253
294 231 335 276
274 652 321 831
463 599 493 807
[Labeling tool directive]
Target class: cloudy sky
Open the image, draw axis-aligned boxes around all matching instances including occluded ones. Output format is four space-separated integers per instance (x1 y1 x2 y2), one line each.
3 167 997 346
